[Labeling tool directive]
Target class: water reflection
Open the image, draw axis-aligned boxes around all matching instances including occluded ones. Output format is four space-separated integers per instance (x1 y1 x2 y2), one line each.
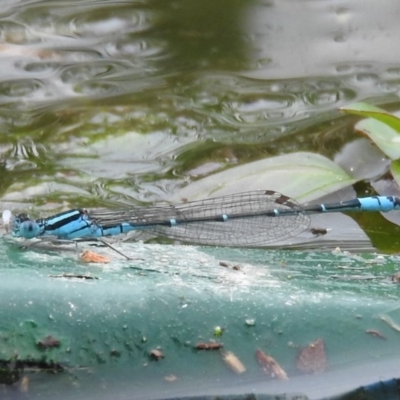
0 0 399 214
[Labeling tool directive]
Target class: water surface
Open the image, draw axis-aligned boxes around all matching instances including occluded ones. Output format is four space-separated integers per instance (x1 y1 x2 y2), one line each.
0 0 400 246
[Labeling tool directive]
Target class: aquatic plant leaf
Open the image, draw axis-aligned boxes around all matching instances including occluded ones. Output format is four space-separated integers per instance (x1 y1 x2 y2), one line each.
173 152 356 204
390 159 400 188
354 118 400 160
341 102 400 134
340 103 400 160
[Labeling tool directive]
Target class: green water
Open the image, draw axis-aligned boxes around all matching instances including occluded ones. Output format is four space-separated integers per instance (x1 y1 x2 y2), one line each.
0 242 400 398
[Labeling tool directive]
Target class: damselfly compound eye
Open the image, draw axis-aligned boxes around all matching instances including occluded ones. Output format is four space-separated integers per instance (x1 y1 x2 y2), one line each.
19 220 41 239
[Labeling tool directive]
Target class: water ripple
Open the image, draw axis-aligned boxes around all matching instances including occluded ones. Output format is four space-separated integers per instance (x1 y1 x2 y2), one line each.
0 1 400 207
68 8 152 37
0 1 170 109
176 73 357 136
0 78 44 98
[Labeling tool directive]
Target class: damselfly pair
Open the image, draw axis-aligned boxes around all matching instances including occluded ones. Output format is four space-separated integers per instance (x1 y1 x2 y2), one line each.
2 190 399 258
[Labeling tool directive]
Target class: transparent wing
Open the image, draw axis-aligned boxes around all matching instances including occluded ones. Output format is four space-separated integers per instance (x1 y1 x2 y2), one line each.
89 190 310 247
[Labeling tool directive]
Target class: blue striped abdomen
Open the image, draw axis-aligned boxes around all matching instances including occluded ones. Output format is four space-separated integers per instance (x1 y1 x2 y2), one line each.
358 196 400 212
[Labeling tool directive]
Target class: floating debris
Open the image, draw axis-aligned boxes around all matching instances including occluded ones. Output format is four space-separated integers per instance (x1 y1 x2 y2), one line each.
245 319 255 327
221 351 246 374
19 376 29 393
255 349 288 380
365 329 386 340
309 228 330 236
337 266 367 271
164 374 177 382
110 349 121 357
18 360 64 373
49 273 98 280
0 357 20 385
80 250 110 263
296 339 327 374
391 272 400 283
37 335 60 350
332 248 351 256
150 349 164 361
0 358 64 385
330 274 378 281
219 261 241 271
195 342 223 350
380 315 400 333
213 326 223 337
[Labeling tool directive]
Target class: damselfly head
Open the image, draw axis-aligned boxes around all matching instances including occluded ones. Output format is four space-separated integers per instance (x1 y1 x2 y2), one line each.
2 212 40 238
18 219 41 239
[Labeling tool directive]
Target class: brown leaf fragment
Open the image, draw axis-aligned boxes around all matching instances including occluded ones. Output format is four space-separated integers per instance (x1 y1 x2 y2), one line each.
366 329 386 340
150 349 164 361
296 339 327 374
80 250 110 263
37 335 60 350
221 351 246 374
195 342 223 350
255 349 288 380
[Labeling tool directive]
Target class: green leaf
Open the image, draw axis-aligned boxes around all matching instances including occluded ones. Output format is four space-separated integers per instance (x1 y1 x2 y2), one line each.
390 159 400 188
173 152 356 203
340 102 400 134
355 118 400 160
